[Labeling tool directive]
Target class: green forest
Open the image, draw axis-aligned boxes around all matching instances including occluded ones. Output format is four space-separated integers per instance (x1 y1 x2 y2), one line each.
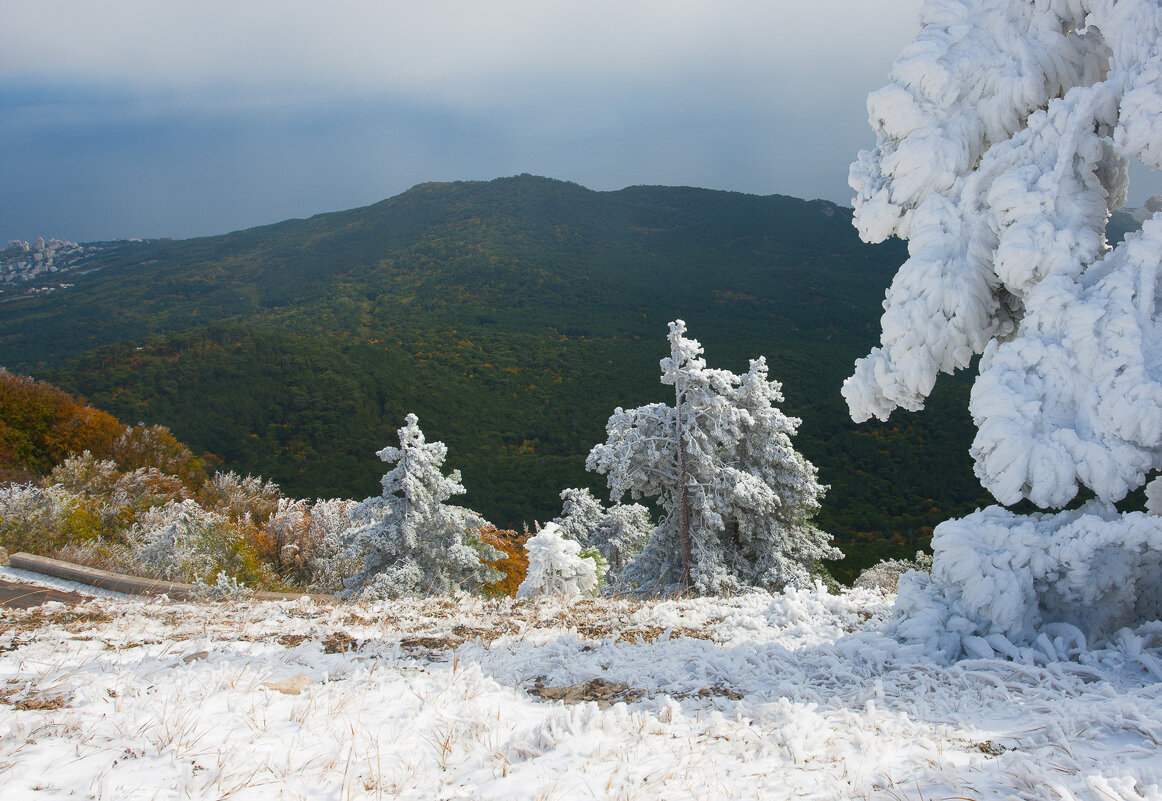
0 175 1007 581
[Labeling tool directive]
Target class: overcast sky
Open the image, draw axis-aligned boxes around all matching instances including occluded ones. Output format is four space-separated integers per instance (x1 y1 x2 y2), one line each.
7 0 1155 245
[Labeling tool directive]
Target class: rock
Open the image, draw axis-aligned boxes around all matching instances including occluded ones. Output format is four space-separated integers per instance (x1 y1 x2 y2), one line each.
262 674 313 695
528 677 634 708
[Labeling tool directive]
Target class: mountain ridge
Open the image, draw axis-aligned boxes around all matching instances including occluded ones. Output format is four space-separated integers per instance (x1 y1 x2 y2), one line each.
0 174 992 580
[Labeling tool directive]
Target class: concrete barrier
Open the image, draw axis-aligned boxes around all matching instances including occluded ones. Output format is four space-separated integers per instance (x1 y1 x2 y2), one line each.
7 553 333 603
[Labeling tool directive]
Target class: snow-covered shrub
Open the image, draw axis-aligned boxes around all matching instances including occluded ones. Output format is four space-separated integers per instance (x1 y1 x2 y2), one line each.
341 414 500 599
895 504 1162 659
107 467 187 519
0 482 103 553
588 321 838 595
49 451 121 497
554 488 605 547
843 0 1162 651
49 451 187 533
198 471 282 527
553 487 651 584
268 497 359 593
257 498 310 581
853 552 932 593
110 424 205 488
192 571 255 601
592 503 651 582
516 523 602 598
477 524 530 597
129 499 268 585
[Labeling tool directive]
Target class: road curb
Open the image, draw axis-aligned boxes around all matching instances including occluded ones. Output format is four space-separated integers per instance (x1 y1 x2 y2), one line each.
7 553 334 603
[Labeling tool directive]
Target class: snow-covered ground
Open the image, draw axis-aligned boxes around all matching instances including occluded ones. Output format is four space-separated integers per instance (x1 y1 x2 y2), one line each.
1 567 1159 800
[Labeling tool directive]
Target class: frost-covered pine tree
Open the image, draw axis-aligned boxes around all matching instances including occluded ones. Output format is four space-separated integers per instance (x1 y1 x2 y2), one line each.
341 414 500 599
553 487 652 582
845 0 1162 653
587 320 838 595
553 488 606 549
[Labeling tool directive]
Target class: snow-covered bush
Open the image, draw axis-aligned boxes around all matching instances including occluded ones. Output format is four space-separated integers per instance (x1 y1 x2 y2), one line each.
516 523 603 598
588 320 838 595
845 0 1162 650
267 497 359 593
897 503 1162 660
853 551 932 593
198 471 282 527
554 488 605 547
192 571 255 601
129 499 268 585
50 451 187 533
592 503 652 582
49 451 122 497
341 414 501 599
0 482 102 553
477 524 531 597
553 487 651 584
110 424 205 488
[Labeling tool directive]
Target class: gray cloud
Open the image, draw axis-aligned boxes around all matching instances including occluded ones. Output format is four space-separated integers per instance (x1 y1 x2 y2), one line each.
0 1 988 242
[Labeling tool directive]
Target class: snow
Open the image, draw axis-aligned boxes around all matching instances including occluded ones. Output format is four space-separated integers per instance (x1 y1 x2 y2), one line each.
844 0 1162 505
2 568 1160 800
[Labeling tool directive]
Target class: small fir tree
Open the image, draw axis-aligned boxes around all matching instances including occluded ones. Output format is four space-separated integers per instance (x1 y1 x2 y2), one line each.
553 487 651 584
341 414 500 599
587 320 838 595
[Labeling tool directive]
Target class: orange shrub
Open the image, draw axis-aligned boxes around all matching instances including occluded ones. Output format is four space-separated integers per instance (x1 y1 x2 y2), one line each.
478 524 529 597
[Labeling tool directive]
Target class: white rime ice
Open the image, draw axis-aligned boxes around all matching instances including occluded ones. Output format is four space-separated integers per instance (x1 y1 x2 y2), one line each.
340 414 500 599
846 0 1162 651
587 321 838 595
515 522 601 598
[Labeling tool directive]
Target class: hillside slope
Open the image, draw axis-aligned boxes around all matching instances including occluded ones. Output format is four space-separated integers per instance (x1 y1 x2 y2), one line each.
0 175 990 579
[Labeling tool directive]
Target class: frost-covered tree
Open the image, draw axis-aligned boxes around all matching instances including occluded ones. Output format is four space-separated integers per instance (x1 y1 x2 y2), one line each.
341 414 500 599
553 487 652 582
553 488 606 548
515 523 603 598
845 0 1162 653
587 321 838 595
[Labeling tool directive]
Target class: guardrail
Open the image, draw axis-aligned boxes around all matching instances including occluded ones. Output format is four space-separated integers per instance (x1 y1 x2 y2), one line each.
7 552 333 603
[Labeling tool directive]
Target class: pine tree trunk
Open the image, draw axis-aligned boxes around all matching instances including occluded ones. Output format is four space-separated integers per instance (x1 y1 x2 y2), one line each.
675 384 692 589
678 447 692 589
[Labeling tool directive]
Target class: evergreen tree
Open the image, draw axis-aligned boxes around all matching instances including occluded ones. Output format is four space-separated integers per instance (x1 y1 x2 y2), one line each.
842 0 1162 649
554 487 651 583
341 414 500 599
587 320 838 595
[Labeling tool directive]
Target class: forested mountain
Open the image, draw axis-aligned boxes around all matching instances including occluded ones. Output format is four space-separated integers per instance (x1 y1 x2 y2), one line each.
0 175 994 580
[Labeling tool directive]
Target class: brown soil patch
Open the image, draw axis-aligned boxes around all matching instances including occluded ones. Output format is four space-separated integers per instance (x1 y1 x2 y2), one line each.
399 635 462 651
528 677 644 708
278 633 310 648
322 631 360 654
2 607 111 634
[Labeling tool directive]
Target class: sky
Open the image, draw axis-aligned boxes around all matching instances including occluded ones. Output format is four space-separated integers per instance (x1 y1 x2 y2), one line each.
2 1 1159 245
